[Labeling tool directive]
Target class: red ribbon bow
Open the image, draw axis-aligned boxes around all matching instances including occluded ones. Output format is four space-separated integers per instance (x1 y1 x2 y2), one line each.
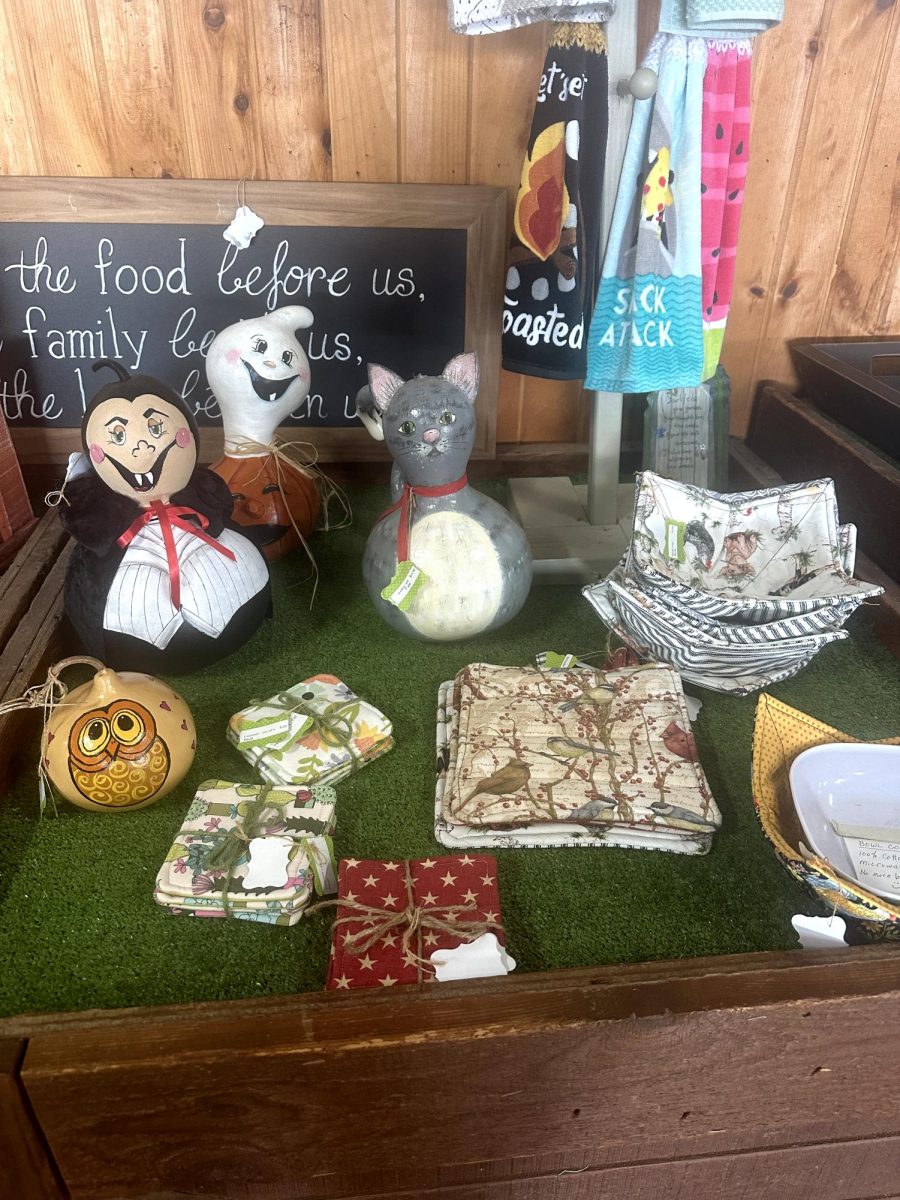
377 475 468 563
117 500 236 611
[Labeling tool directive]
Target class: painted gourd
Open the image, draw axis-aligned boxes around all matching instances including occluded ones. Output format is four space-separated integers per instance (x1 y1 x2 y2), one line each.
59 362 271 675
360 353 533 642
44 666 195 812
207 306 321 561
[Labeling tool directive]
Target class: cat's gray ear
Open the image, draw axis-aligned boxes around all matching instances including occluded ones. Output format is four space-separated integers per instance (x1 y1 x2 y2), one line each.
441 353 479 403
367 363 405 413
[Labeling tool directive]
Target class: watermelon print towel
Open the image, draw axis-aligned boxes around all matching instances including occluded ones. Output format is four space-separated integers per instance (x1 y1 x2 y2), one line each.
585 35 707 393
700 42 752 379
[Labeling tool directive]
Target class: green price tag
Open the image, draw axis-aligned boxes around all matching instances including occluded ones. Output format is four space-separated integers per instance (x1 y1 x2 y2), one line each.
382 560 427 611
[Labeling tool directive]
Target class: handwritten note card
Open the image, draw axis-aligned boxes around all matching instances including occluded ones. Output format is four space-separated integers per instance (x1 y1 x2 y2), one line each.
843 837 900 897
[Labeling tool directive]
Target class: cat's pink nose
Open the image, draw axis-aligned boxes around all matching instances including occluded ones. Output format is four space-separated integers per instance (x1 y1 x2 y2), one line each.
422 428 440 443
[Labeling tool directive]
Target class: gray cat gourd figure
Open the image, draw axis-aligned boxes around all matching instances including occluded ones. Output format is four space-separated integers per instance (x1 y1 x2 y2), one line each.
361 353 532 641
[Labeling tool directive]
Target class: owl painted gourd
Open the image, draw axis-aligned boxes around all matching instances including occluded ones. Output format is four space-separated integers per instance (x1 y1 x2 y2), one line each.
207 307 322 561
44 666 195 812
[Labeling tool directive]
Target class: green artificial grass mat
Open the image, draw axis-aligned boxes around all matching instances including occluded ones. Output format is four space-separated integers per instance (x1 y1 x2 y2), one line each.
1 481 899 1019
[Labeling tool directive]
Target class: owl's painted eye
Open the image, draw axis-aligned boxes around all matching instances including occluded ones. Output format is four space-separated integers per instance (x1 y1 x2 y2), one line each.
78 718 111 757
399 421 416 435
111 709 146 746
439 411 456 426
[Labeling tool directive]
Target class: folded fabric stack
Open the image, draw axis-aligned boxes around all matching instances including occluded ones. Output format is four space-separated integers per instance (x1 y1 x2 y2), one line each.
326 854 510 990
155 780 337 925
583 472 883 695
435 661 721 856
228 674 393 787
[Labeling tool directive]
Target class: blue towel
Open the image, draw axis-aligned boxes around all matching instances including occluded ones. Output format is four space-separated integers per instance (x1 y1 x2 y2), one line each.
585 34 707 394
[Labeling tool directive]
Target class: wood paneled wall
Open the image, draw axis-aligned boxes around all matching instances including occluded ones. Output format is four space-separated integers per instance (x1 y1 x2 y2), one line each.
0 0 896 444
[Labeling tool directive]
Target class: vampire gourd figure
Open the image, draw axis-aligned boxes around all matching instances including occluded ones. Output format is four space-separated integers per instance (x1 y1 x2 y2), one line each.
60 361 271 674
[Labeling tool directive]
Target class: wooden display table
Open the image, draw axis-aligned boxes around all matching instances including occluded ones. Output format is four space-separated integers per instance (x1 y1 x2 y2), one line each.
3 945 900 1199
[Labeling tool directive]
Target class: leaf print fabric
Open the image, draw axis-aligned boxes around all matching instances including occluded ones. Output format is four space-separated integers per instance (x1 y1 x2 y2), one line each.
228 674 393 788
155 780 337 925
434 662 720 856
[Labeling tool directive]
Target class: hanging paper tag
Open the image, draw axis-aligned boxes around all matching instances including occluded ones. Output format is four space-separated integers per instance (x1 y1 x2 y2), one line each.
664 518 686 563
382 560 427 611
243 836 293 889
223 204 265 249
430 932 516 982
791 913 848 950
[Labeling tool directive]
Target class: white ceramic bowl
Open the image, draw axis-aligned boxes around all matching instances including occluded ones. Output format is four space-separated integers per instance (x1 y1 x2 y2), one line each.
790 743 900 902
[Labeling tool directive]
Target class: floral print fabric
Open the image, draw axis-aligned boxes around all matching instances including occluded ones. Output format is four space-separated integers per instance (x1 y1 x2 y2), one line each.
228 674 393 788
155 780 337 925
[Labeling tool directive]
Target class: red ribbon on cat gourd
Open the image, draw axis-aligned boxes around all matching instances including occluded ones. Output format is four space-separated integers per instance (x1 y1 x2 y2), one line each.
117 500 236 610
377 475 468 563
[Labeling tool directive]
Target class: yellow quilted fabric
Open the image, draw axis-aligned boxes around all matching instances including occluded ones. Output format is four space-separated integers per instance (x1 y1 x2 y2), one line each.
753 693 900 925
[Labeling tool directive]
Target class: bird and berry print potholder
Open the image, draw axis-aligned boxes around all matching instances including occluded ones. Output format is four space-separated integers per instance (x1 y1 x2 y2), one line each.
436 662 720 855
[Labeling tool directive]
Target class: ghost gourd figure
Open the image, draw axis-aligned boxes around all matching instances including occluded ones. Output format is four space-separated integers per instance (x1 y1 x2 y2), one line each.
207 306 321 561
59 360 271 674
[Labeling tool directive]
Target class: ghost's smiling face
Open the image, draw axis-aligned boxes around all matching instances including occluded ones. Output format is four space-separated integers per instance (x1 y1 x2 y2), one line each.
206 306 314 443
85 393 196 505
241 329 301 404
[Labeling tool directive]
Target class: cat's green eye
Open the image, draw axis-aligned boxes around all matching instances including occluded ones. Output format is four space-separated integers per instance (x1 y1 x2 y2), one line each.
399 420 416 435
439 411 456 426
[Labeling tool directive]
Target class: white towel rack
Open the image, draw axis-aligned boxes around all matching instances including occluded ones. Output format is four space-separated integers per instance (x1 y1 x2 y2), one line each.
508 0 643 583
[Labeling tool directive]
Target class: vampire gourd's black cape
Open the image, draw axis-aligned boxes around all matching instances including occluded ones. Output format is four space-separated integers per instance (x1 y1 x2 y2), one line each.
59 466 241 661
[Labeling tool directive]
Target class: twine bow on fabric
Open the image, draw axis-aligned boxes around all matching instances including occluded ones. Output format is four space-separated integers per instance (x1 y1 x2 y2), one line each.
199 788 332 916
309 862 502 982
267 693 357 752
117 500 236 610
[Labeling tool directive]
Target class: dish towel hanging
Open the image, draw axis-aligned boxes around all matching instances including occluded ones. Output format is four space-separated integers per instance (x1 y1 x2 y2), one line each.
449 0 615 35
502 24 609 380
700 42 752 378
586 34 707 393
659 0 782 37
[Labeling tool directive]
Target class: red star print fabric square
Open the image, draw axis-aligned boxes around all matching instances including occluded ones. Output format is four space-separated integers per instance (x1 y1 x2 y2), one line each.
325 855 505 990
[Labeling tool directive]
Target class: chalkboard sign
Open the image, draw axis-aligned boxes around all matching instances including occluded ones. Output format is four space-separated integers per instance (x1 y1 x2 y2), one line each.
0 179 506 463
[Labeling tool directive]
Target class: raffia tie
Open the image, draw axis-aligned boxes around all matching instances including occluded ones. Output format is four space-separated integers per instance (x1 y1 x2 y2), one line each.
267 693 356 751
0 656 107 816
224 436 353 608
308 862 502 981
200 788 331 917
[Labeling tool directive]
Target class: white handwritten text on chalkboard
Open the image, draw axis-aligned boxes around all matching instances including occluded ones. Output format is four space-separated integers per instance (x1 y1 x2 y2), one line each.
0 223 467 429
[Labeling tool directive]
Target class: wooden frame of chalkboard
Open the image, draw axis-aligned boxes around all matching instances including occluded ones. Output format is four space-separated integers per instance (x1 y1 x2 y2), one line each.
0 177 506 465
